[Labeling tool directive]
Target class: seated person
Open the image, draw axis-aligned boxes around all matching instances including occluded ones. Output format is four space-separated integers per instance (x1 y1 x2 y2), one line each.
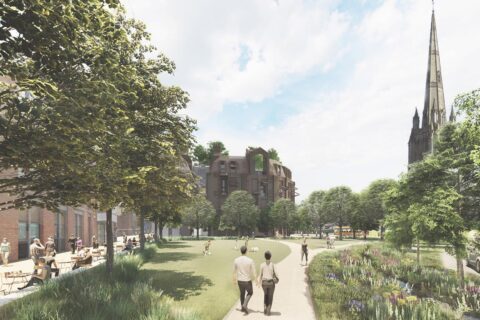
18 258 51 290
123 239 133 253
132 237 137 247
72 249 93 270
44 256 60 277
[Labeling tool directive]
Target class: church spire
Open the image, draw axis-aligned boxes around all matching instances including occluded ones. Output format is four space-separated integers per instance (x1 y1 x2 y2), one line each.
449 106 456 122
413 107 420 129
421 8 446 130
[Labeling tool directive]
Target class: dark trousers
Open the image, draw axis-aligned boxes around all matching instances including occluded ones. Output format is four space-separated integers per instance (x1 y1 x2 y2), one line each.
70 244 76 254
301 250 308 263
20 277 43 289
237 281 253 308
262 280 275 307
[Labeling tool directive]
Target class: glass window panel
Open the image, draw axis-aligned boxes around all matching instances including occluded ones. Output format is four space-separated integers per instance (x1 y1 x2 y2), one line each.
18 222 28 240
30 223 40 239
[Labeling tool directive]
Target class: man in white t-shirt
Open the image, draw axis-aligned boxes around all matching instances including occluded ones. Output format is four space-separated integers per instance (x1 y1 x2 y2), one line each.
233 245 257 314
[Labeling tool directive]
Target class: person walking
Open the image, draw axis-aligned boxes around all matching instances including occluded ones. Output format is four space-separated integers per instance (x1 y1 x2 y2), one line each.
30 238 44 273
68 234 76 254
92 235 99 249
45 237 56 257
258 250 279 316
76 237 83 253
1 238 10 266
233 246 257 315
301 237 308 266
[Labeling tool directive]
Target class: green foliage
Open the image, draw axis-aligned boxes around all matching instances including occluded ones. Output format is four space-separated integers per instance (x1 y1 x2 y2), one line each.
181 194 216 238
355 179 397 237
308 245 478 320
0 247 199 320
271 198 297 235
321 186 357 239
192 141 229 165
220 191 259 236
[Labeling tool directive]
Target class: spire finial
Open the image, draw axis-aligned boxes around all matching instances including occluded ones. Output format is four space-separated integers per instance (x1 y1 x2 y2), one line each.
432 0 435 12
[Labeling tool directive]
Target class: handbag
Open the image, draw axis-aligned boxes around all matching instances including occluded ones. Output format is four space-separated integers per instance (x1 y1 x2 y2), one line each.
272 264 279 284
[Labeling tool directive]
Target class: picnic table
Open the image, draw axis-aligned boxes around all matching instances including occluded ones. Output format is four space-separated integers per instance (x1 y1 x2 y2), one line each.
3 271 30 294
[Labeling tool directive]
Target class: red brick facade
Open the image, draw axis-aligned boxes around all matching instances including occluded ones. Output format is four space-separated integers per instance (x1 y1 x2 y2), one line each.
0 205 98 262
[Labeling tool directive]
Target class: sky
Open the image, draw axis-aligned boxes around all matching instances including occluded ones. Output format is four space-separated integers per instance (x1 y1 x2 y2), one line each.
122 0 480 201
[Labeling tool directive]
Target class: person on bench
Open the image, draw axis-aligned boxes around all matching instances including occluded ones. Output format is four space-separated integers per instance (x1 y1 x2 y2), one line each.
18 258 51 290
72 249 93 270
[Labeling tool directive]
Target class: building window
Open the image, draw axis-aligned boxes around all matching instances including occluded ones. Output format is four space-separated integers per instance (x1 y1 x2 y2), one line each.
260 183 267 198
220 161 226 171
74 209 84 238
229 161 237 172
55 206 67 251
220 176 228 196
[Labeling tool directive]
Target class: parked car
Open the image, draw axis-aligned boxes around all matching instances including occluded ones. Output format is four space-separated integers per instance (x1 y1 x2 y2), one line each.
466 234 480 272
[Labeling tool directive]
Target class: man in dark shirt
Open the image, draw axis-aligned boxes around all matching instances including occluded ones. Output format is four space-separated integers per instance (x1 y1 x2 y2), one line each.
301 237 308 266
68 234 76 254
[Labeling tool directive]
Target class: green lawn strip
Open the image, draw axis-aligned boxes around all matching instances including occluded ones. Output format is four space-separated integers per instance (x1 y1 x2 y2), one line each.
142 239 291 320
308 244 480 320
0 246 199 320
282 238 374 249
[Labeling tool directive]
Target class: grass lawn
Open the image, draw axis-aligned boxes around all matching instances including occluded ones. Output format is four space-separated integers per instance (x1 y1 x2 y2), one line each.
283 238 376 249
141 239 290 320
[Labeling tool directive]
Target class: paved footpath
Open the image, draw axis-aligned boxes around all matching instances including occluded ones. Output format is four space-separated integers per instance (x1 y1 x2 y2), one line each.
224 239 364 320
441 251 479 277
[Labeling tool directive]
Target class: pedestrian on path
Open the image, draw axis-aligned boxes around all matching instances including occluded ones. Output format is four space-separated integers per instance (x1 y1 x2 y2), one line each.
233 245 257 315
29 238 44 273
301 237 308 266
68 234 76 254
45 237 56 257
1 237 10 266
258 250 279 316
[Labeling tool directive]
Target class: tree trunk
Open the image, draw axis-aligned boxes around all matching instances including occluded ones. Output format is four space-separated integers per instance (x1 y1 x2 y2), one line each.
159 220 164 240
154 218 158 241
363 229 367 240
319 225 323 239
380 225 385 240
456 252 465 289
196 218 200 240
339 224 343 241
139 208 145 251
416 238 420 265
106 208 114 274
353 229 356 239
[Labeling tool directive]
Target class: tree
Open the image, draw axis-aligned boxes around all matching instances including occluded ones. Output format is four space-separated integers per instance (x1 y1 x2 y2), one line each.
356 179 397 240
268 148 281 162
271 198 296 237
193 145 208 165
182 194 216 240
321 186 356 240
220 191 258 236
257 202 273 235
304 190 326 238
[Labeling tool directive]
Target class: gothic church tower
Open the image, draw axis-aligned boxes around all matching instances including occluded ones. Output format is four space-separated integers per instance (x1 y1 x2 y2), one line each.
408 8 450 164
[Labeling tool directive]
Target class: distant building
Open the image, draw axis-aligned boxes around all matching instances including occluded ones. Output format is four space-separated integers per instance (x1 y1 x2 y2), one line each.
408 9 455 164
206 147 296 215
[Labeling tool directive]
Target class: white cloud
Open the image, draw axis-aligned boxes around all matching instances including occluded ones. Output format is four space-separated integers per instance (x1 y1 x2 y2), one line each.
122 0 480 201
122 0 349 120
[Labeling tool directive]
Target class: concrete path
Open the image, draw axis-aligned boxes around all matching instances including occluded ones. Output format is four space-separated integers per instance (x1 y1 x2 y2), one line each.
441 252 479 277
224 239 363 320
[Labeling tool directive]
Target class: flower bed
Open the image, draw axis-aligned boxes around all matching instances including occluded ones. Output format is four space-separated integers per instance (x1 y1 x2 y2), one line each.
308 245 480 319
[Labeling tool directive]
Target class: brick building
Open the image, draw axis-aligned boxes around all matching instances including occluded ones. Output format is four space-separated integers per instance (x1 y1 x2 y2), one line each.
206 147 296 214
0 203 97 262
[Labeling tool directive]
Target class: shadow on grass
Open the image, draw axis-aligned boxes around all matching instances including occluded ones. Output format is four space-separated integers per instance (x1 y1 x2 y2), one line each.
148 251 198 264
157 241 193 249
141 269 213 300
